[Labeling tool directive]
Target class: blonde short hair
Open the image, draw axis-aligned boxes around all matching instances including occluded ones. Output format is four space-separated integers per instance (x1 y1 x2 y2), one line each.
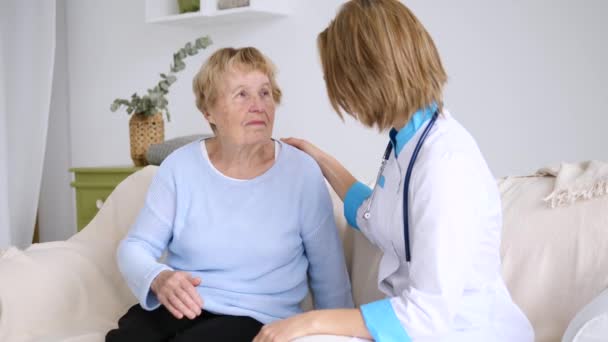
318 0 447 130
193 47 282 129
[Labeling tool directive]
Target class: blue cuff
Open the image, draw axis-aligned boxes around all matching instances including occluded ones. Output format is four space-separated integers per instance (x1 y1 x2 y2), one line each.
343 181 372 230
361 298 411 342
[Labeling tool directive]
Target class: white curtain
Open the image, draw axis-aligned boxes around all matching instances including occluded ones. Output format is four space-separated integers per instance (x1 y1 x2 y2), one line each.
0 1 56 249
0 39 9 248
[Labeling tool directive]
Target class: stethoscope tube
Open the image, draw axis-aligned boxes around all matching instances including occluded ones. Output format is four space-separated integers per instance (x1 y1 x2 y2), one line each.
402 112 438 261
364 111 439 262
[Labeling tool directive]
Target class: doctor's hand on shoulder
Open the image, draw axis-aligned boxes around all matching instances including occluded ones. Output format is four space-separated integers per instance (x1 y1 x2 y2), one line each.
281 138 320 160
282 138 357 200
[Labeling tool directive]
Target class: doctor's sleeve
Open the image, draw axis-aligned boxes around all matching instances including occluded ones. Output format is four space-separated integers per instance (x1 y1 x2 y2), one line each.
343 180 373 232
360 153 486 341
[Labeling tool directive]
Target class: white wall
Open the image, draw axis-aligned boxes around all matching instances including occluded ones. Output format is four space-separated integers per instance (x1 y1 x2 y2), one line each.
65 0 608 182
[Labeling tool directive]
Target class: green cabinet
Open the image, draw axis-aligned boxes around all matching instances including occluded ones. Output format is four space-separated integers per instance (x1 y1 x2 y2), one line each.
70 167 141 231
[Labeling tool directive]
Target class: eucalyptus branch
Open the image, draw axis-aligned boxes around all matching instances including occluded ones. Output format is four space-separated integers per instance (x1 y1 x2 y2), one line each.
110 36 212 122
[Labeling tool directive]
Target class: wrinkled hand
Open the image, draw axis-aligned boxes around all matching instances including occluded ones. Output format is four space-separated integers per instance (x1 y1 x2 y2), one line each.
253 313 314 342
280 138 322 161
151 270 203 319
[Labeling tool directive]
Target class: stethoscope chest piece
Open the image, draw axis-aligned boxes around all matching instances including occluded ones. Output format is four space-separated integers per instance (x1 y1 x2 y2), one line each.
362 111 439 262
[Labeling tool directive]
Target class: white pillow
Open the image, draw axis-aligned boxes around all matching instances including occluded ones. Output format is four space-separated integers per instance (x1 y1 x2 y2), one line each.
562 288 608 342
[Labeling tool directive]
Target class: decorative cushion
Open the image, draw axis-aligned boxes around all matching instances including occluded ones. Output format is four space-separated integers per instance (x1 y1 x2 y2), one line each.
498 175 608 342
146 134 210 165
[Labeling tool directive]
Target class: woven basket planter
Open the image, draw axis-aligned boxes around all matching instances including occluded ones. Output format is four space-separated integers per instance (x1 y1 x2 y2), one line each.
129 113 164 166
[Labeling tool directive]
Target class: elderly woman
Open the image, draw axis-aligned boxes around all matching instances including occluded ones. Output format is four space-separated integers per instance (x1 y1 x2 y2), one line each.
106 47 353 342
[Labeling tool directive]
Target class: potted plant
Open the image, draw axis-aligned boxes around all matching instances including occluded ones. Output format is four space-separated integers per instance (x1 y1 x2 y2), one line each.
111 36 212 166
178 0 200 13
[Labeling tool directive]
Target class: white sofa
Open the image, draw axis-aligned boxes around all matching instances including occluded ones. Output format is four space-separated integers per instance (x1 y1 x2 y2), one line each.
1 166 607 342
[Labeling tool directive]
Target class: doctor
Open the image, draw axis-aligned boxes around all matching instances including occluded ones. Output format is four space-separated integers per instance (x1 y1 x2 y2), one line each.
254 0 534 341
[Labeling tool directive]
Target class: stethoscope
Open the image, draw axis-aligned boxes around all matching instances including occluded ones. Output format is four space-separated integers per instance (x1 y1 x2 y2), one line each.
363 111 439 262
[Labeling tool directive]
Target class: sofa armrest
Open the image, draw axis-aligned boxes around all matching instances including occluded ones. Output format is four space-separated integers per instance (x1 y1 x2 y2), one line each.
0 242 134 340
0 167 156 340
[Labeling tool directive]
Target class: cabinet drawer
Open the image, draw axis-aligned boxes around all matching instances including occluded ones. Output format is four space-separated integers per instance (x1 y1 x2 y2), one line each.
72 168 137 184
74 187 115 231
70 167 141 231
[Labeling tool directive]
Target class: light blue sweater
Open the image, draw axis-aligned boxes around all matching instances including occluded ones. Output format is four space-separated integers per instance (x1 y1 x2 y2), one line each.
117 140 353 324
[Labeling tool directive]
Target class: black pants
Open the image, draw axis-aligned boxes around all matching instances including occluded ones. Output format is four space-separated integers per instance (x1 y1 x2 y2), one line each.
106 304 263 342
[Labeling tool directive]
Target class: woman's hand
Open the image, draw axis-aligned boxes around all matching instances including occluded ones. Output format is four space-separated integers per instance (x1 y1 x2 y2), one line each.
151 270 203 319
253 312 315 342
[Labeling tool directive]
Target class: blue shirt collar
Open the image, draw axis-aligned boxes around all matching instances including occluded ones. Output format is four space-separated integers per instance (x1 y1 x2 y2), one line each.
389 103 438 157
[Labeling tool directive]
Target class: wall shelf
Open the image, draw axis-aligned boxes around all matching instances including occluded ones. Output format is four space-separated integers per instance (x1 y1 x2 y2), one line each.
146 0 290 26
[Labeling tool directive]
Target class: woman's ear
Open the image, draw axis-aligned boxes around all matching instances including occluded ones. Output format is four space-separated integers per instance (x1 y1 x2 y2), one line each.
204 111 216 125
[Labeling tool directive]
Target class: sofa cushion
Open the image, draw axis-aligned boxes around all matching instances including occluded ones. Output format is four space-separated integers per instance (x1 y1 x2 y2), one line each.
498 175 608 342
349 230 385 307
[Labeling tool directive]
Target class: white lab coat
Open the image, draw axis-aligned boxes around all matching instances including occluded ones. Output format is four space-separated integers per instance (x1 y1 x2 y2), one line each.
348 111 534 341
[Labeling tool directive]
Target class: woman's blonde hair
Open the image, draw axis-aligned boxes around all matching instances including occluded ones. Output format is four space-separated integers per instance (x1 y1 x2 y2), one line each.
193 47 282 130
318 0 447 130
